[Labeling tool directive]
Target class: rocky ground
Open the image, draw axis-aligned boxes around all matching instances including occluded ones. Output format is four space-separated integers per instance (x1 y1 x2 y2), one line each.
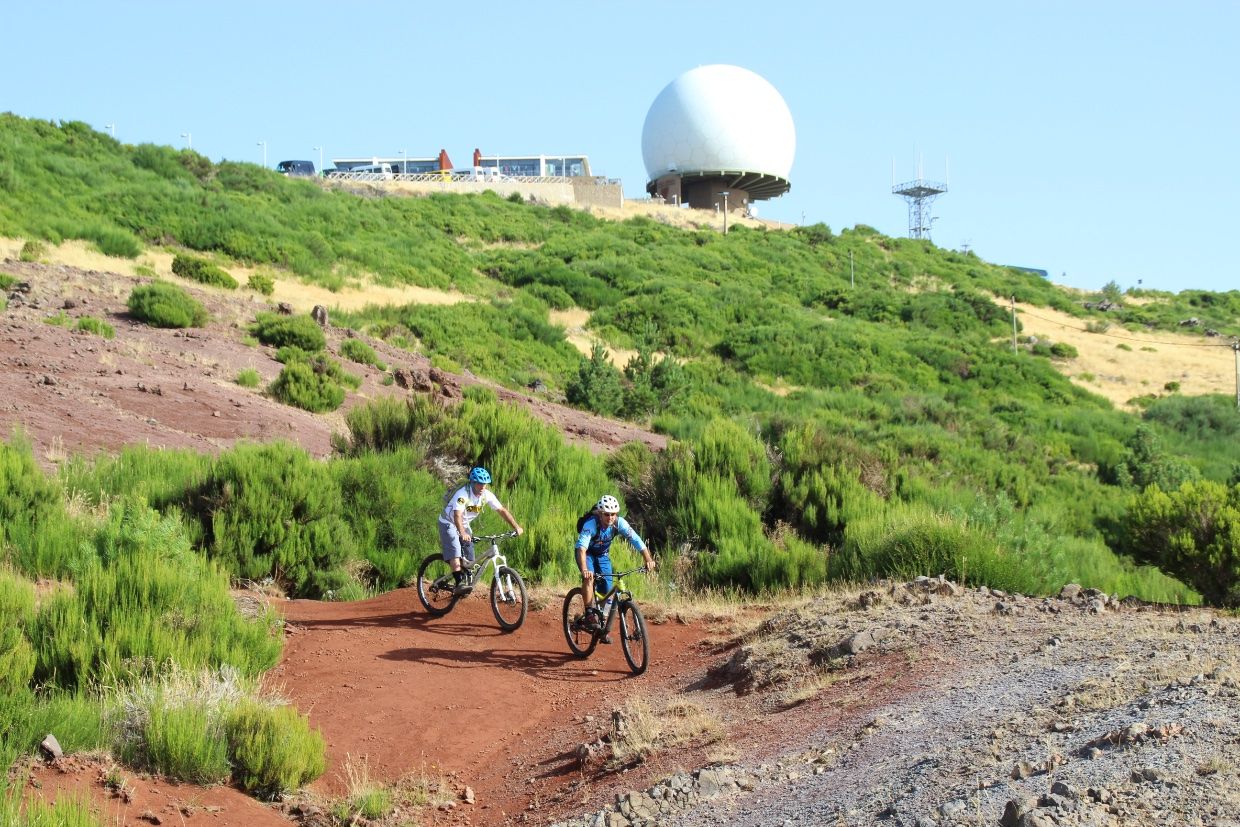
551 579 1240 827
6 259 1240 827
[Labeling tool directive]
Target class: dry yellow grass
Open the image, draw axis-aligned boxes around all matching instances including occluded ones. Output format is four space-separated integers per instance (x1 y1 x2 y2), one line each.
549 307 641 367
1011 300 1234 409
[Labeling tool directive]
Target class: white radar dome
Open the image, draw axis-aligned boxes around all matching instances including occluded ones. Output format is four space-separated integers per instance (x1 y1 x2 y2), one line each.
641 65 795 182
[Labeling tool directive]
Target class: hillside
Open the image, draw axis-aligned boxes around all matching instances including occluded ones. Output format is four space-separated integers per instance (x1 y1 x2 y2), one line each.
4 115 1240 826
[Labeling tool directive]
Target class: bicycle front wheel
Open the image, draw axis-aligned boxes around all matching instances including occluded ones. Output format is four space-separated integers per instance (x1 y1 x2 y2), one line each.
562 587 599 658
490 566 527 631
618 600 649 675
416 553 458 616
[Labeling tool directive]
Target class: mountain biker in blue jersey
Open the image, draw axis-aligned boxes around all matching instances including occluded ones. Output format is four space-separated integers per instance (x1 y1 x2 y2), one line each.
576 495 655 642
439 466 523 596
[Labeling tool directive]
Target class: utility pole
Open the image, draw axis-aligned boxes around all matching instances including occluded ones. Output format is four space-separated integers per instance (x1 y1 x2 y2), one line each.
1011 296 1018 354
1233 341 1240 410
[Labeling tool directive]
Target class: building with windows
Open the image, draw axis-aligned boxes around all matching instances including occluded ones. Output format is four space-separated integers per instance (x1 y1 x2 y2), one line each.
329 149 592 179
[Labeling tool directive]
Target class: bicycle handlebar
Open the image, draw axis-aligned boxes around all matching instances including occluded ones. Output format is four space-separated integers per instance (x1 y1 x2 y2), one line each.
611 566 652 579
473 531 519 542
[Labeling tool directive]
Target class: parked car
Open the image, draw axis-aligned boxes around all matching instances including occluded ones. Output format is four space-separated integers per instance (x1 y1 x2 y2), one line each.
276 160 316 177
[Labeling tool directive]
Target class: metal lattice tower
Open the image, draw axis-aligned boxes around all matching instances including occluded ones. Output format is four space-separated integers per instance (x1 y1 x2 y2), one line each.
892 178 947 240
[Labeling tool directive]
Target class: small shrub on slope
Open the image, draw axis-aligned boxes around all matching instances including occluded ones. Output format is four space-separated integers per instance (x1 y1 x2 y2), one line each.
171 253 238 289
250 312 325 351
127 282 209 328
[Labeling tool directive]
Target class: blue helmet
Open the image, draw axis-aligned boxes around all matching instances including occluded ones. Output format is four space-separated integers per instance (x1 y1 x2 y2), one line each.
468 466 492 484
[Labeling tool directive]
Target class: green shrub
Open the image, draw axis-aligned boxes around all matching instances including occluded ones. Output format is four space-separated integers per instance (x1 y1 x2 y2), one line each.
124 702 231 784
43 310 71 327
235 368 261 387
247 272 275 296
340 337 386 370
250 312 325 351
225 701 326 799
1111 425 1200 490
834 504 1035 592
127 282 209 328
171 253 238 289
1124 480 1240 606
19 239 46 262
30 501 282 690
269 362 346 412
0 273 15 291
85 224 142 259
566 342 623 416
1049 342 1078 359
1163 381 1180 392
188 442 356 597
74 316 115 339
0 789 104 827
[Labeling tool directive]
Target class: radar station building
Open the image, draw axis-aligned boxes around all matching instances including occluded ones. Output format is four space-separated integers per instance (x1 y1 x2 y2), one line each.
642 64 795 213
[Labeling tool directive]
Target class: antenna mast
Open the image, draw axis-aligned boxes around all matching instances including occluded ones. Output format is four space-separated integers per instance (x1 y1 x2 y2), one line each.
892 155 948 241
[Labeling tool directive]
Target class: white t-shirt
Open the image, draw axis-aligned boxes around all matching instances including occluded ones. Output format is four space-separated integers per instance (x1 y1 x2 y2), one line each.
439 484 503 528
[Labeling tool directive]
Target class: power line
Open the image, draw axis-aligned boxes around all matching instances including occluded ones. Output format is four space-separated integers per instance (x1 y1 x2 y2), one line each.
1017 307 1235 349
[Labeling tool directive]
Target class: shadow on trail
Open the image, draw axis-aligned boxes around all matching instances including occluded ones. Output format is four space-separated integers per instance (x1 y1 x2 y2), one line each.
380 643 640 683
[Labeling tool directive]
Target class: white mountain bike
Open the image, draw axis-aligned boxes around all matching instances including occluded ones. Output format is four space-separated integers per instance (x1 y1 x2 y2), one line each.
416 531 527 631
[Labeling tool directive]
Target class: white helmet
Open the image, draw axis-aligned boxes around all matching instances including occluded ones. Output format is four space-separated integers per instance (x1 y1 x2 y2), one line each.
594 495 620 514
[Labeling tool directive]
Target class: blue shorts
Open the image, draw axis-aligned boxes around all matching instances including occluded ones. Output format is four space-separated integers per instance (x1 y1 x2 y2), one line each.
585 552 613 597
439 521 475 564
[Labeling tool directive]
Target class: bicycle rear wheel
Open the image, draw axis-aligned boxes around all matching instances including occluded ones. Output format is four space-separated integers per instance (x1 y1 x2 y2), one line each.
416 553 458 616
562 587 599 658
618 601 649 675
490 566 527 631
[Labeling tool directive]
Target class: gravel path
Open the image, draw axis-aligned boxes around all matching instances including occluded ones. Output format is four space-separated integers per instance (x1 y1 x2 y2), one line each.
554 579 1240 827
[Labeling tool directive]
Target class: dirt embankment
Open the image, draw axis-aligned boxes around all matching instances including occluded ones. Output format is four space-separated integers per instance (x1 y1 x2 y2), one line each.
0 258 664 466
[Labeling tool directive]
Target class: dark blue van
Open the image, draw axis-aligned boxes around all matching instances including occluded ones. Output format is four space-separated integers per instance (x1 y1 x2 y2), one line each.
276 160 316 177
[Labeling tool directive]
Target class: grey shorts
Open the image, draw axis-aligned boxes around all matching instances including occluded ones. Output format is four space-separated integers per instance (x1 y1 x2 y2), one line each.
438 521 475 563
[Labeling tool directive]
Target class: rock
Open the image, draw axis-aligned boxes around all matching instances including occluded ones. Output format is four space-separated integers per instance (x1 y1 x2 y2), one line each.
463 785 475 804
311 305 329 326
1000 798 1036 827
39 733 62 761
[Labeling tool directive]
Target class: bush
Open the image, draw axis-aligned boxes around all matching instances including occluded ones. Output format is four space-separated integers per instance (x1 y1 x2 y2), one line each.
74 316 115 339
171 253 239 289
127 282 209 328
250 312 325 351
235 368 261 387
340 337 386 370
247 272 275 295
19 239 46 262
188 442 356 597
30 501 282 690
225 701 326 798
269 362 346 412
565 342 622 416
1124 480 1240 606
1049 342 1078 359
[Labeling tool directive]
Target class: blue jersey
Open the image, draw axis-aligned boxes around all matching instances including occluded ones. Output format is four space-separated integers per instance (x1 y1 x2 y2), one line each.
576 515 646 557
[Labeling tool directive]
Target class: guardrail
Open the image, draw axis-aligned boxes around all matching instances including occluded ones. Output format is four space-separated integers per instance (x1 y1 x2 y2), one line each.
324 172 620 186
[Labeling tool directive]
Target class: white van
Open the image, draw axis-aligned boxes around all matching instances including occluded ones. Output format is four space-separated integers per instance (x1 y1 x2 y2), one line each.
454 166 504 182
351 163 394 180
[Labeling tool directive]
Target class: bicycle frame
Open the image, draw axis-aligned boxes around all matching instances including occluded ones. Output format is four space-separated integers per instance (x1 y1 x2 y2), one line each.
591 566 646 631
469 532 518 591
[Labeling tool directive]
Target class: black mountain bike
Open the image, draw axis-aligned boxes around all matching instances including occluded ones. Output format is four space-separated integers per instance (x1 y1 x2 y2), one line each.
562 566 650 675
416 531 527 631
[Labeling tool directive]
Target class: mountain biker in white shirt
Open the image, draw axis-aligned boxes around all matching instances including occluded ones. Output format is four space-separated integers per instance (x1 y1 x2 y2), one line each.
438 466 523 595
576 494 656 642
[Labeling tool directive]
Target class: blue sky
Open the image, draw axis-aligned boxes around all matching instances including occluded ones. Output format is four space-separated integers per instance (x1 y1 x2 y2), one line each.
3 1 1236 294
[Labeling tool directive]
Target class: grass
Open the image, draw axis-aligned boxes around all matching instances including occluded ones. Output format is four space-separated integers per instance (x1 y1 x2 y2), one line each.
608 695 725 767
235 368 261 388
331 754 395 822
